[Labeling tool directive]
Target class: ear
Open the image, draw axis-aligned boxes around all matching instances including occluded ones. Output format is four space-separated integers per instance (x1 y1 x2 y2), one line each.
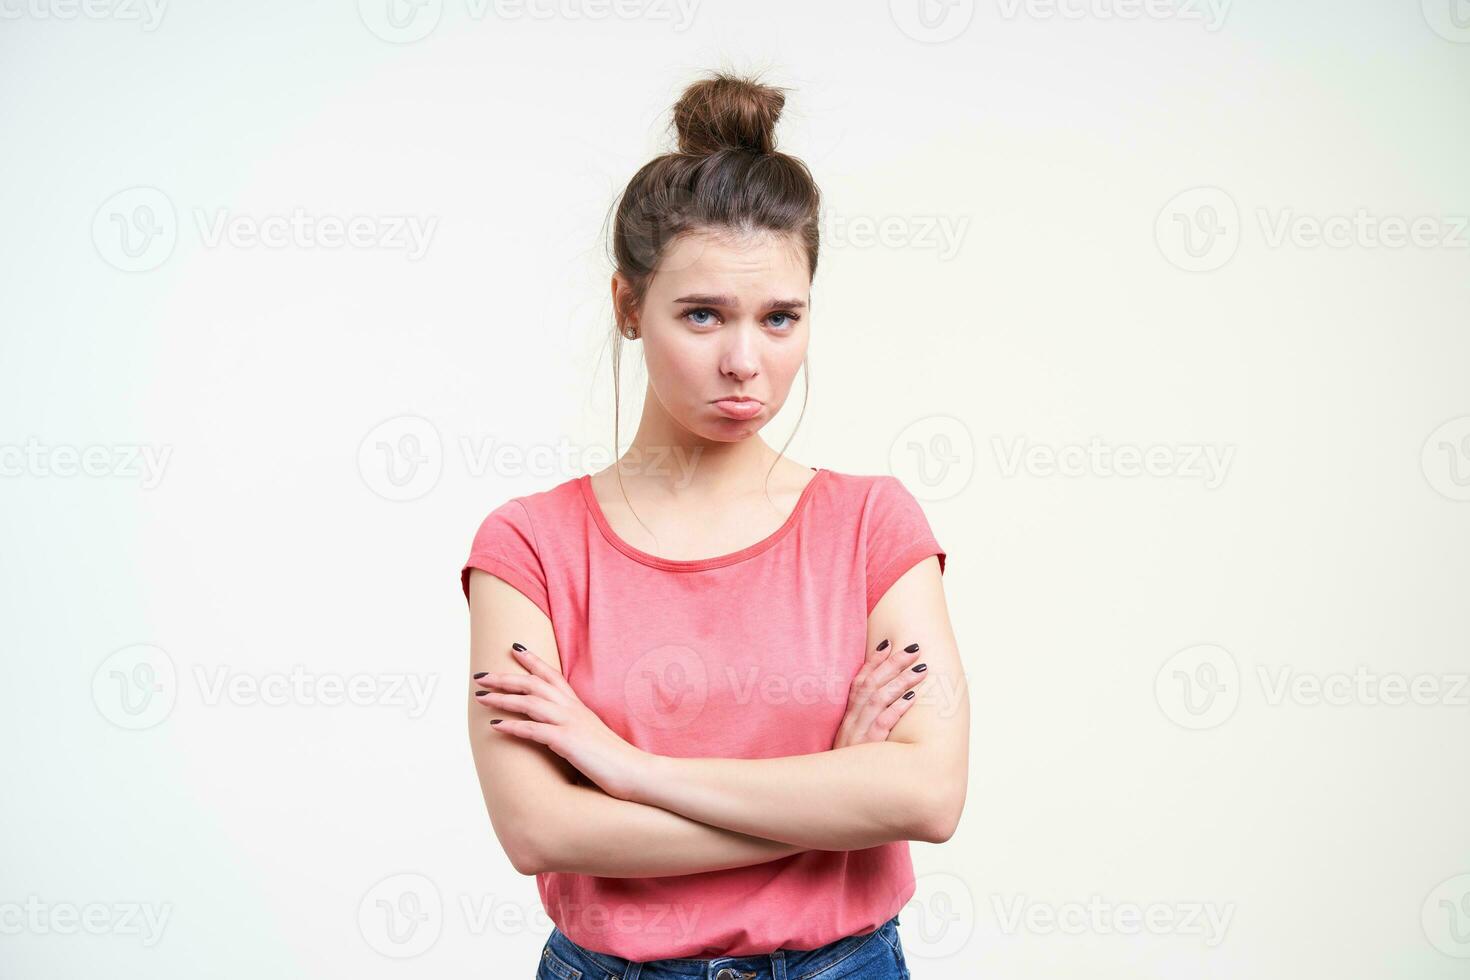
610 274 639 338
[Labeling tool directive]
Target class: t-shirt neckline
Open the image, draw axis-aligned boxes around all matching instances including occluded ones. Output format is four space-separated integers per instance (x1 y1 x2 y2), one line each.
578 467 826 572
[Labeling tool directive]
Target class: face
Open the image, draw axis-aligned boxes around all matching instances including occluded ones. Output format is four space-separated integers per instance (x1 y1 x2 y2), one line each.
619 227 811 442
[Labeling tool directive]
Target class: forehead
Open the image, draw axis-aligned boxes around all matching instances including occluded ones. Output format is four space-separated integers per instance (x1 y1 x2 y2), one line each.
649 228 809 300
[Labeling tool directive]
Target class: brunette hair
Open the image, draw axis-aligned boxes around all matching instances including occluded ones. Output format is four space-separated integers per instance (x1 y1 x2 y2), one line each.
605 68 822 516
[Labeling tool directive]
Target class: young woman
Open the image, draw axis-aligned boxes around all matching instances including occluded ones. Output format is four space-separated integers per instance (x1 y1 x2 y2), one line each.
461 70 967 980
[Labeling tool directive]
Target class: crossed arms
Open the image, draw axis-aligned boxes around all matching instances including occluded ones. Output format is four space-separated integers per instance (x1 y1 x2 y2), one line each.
465 557 967 877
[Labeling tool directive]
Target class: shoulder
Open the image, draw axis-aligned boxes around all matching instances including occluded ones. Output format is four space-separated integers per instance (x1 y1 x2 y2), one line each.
461 476 583 612
814 468 917 510
466 475 584 552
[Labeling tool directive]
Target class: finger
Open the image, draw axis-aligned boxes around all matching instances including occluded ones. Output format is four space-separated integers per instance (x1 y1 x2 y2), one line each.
852 664 925 738
867 688 920 739
486 717 557 748
875 660 928 703
473 690 558 723
509 644 571 693
474 672 558 700
858 640 887 687
868 641 922 690
849 638 901 707
849 642 919 720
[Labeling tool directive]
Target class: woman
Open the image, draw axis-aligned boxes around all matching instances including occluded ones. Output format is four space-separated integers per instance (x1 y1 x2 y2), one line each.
461 70 967 979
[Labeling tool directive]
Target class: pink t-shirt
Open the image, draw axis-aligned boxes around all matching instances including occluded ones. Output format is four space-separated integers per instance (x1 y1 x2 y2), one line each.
459 466 947 959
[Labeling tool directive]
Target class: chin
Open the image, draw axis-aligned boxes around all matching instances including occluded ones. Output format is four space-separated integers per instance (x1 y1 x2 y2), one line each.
695 414 763 440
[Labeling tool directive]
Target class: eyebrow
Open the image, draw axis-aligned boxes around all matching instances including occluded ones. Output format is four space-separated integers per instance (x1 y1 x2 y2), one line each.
672 293 808 310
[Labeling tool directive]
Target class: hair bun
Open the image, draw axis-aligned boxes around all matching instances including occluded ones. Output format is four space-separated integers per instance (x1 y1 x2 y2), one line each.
672 71 786 156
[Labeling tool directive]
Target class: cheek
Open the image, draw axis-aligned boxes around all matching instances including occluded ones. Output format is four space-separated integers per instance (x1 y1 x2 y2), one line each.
642 335 707 395
770 344 807 386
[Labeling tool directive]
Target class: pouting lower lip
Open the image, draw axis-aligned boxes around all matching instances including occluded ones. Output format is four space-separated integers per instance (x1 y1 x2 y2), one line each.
714 399 763 418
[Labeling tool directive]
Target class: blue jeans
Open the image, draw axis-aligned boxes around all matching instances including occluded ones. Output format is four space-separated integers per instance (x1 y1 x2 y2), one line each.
538 913 911 980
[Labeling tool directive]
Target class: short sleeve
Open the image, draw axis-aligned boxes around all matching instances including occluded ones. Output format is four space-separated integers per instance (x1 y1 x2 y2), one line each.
460 498 552 621
864 476 947 616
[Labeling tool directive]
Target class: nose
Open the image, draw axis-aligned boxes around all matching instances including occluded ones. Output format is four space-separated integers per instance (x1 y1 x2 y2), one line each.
719 323 760 382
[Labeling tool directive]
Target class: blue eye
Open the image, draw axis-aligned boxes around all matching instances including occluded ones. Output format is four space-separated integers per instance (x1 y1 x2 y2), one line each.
679 307 801 330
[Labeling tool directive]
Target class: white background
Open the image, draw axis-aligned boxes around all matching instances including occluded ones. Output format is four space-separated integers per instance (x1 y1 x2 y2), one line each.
2 1 1468 978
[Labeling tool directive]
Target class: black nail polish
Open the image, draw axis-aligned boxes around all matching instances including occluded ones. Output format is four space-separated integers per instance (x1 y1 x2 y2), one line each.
912 663 927 672
475 690 490 697
512 642 527 652
877 639 889 651
904 643 919 653
473 672 487 679
902 690 916 699
490 719 502 725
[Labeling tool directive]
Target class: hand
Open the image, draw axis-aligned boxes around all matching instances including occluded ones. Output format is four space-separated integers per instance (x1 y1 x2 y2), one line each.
831 638 927 750
473 644 649 802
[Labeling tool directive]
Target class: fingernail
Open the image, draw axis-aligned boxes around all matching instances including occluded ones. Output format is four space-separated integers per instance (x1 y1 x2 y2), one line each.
912 663 927 672
475 691 490 697
490 719 502 725
512 642 527 652
473 672 488 679
877 639 889 651
902 690 916 699
904 643 920 653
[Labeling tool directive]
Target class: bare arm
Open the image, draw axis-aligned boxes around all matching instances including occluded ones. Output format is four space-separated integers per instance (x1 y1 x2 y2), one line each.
467 568 808 876
629 556 969 851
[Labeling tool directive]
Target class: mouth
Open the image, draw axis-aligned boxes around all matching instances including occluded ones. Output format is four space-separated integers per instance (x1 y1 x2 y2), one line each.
712 397 764 420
